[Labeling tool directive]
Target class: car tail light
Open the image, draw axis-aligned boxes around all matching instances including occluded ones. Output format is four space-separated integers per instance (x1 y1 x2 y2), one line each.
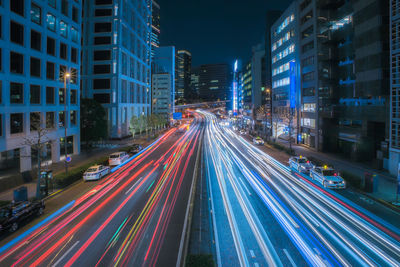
334 173 337 176
307 161 310 163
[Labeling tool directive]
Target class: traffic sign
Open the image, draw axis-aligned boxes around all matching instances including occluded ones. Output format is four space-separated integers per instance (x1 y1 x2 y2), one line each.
66 156 72 163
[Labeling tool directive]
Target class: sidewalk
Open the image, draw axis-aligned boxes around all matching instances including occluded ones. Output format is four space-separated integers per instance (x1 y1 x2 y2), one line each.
0 136 150 202
271 138 398 203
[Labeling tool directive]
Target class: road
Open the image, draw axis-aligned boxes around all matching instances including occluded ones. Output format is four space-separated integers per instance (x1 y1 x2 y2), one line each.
0 116 203 267
200 110 400 267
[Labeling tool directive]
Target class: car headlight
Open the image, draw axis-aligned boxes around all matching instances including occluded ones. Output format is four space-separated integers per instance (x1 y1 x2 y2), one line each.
329 180 334 184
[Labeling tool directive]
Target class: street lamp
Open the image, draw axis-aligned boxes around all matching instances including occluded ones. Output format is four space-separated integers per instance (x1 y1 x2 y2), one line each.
63 71 70 174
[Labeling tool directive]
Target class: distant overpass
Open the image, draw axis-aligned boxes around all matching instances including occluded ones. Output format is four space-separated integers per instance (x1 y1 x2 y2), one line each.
175 100 229 110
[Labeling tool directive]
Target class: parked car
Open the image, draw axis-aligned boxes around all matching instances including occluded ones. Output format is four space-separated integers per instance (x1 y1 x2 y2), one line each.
129 144 143 155
83 165 110 181
0 200 45 233
108 152 129 166
240 129 246 135
310 166 346 189
289 156 315 174
253 137 265 145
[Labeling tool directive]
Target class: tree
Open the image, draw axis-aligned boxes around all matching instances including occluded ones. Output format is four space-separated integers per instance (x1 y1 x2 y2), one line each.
21 115 51 199
138 114 147 135
80 98 107 149
129 115 139 139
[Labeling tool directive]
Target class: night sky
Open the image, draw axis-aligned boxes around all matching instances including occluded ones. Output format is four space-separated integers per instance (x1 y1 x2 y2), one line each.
158 0 293 67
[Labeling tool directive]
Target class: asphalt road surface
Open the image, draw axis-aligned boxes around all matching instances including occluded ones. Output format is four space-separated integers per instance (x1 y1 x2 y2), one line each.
199 110 400 267
0 116 204 267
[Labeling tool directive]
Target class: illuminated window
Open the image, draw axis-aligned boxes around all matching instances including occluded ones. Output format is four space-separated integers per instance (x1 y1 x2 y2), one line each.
60 21 68 37
46 13 56 31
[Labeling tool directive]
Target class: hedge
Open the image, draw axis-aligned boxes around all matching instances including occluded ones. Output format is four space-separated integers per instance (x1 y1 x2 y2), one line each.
0 200 11 208
340 170 363 189
53 156 109 189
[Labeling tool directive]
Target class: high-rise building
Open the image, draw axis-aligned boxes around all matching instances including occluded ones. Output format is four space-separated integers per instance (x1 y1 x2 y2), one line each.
151 1 160 58
152 46 176 116
271 3 300 139
295 0 389 163
270 0 389 163
175 50 192 101
0 0 82 176
198 64 231 101
190 66 200 98
82 0 152 139
264 10 283 122
251 43 266 110
390 0 400 174
242 61 252 112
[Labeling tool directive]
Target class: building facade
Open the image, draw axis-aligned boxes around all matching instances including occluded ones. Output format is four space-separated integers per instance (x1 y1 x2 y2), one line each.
271 2 300 140
242 61 252 112
0 0 82 176
251 43 266 110
198 64 231 102
294 0 389 165
175 50 192 101
190 66 200 98
151 1 160 58
152 46 175 116
264 10 283 123
82 0 152 139
390 0 400 174
152 73 172 118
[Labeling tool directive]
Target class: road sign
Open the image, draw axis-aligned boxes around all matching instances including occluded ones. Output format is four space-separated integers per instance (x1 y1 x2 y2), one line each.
173 112 182 120
66 156 72 163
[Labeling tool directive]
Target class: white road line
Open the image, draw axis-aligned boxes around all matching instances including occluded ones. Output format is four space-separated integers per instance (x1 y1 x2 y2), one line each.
254 263 260 267
250 249 256 258
125 177 143 195
52 241 79 267
283 249 297 267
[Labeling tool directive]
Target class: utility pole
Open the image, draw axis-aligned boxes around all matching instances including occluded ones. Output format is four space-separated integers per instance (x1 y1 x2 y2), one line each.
289 107 293 152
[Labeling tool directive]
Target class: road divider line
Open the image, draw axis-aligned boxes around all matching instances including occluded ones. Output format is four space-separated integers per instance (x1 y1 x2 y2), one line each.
283 248 297 267
53 241 80 267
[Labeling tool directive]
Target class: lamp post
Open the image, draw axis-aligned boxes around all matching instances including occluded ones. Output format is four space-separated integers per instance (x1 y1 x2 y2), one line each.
63 71 70 174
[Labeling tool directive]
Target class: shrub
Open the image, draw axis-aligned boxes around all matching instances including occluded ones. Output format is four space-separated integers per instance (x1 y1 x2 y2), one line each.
186 254 214 267
268 141 295 155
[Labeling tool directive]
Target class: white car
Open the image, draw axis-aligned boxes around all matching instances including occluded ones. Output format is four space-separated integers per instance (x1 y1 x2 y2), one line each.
108 152 129 166
83 165 110 181
240 129 246 135
310 166 346 189
289 156 314 174
253 137 264 145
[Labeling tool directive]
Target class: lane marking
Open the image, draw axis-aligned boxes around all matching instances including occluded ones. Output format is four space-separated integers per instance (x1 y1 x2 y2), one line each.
250 249 256 258
125 177 143 195
283 248 297 267
53 241 79 267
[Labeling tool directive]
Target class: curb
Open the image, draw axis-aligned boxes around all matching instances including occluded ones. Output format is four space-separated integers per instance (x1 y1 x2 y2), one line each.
350 187 400 213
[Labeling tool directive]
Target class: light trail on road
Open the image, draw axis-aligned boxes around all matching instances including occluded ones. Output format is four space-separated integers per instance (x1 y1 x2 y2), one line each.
200 110 400 267
0 115 204 267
